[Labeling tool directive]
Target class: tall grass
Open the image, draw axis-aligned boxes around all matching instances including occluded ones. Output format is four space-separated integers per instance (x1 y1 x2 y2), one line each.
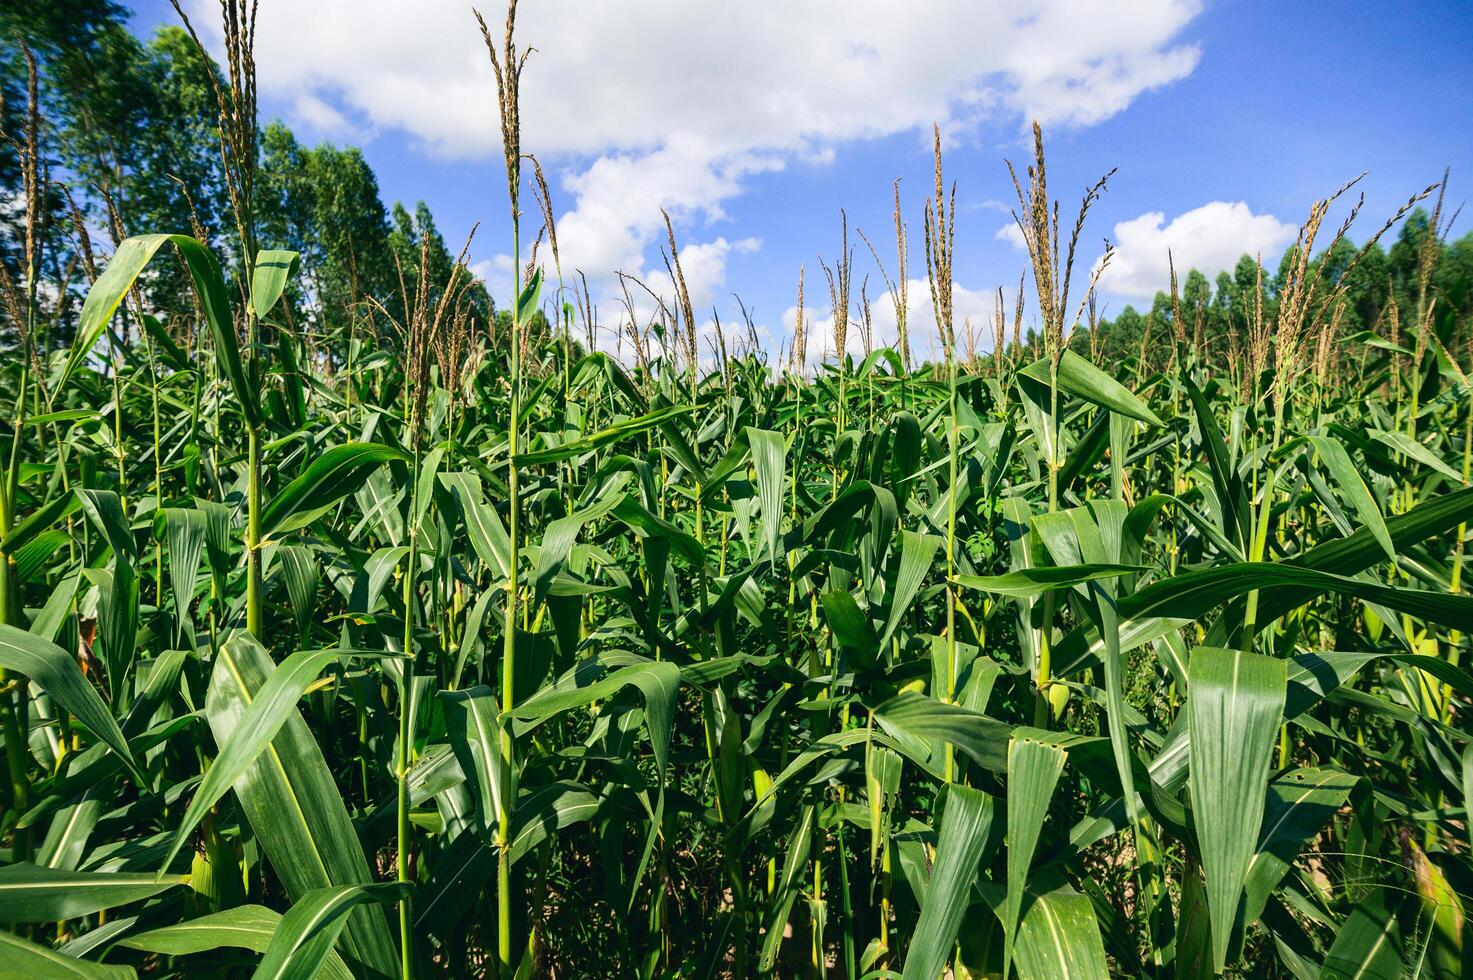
0 5 1471 979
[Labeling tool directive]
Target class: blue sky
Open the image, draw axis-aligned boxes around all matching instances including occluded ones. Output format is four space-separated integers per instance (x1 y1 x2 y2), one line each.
128 0 1473 359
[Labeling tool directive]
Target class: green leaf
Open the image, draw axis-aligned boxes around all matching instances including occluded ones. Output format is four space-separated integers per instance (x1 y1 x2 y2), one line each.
167 640 388 874
65 234 260 425
1239 767 1358 929
252 882 409 980
531 484 626 608
515 266 543 325
1184 372 1246 550
438 686 508 832
1019 348 1163 426
251 249 301 319
1187 646 1286 973
440 472 511 577
1368 428 1462 482
822 590 880 668
205 634 399 978
21 409 100 427
278 544 320 639
1 491 82 555
1013 886 1110 980
1004 731 1068 975
510 657 679 772
77 488 135 562
261 443 409 539
506 780 601 864
901 784 994 980
746 427 786 563
63 234 171 393
1320 892 1404 980
1124 561 1473 634
120 905 354 980
0 930 136 978
0 863 186 923
878 530 940 650
759 802 815 972
162 507 207 631
955 563 1144 599
0 625 145 787
1306 435 1395 563
515 403 695 466
873 691 1012 773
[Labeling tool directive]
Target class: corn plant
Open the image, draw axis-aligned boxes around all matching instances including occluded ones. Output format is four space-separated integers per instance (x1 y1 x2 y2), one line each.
1 5 1473 979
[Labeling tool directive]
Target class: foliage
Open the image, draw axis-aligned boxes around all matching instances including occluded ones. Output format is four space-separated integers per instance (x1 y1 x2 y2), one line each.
1 4 1472 979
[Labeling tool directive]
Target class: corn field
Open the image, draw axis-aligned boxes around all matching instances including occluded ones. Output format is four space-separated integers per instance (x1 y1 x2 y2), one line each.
2 3 1473 978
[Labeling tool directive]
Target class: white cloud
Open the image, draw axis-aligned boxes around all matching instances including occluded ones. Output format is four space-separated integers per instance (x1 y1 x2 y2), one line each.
213 1 1202 159
552 135 778 296
767 277 1008 369
186 0 1203 335
187 0 1196 309
288 93 367 142
995 221 1027 250
1098 201 1297 300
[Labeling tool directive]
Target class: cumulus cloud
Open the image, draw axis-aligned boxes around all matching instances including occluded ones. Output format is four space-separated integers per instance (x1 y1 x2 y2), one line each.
761 278 1008 370
1098 202 1297 300
995 222 1027 250
185 0 1205 337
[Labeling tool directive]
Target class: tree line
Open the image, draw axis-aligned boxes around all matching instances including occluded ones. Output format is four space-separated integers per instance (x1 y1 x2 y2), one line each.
0 0 493 360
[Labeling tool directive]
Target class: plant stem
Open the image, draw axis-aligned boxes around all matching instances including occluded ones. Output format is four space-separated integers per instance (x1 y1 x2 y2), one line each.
246 425 263 637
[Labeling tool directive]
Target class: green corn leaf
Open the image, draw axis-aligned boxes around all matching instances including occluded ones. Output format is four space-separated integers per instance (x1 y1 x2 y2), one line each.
1184 372 1246 550
278 544 320 639
759 802 815 972
822 590 880 668
162 507 207 630
514 403 694 466
205 634 399 978
0 930 136 978
873 691 1012 773
1463 743 1473 856
0 625 145 787
439 686 508 832
510 657 679 771
251 249 301 319
1320 892 1404 980
1187 646 1286 973
901 784 994 980
1004 731 1068 975
1 491 82 555
746 426 787 563
1123 561 1473 633
1174 862 1214 980
0 864 186 923
261 443 410 539
1368 428 1462 482
77 489 135 562
1013 885 1110 980
1019 348 1163 426
252 882 410 980
120 905 354 979
507 780 601 864
954 563 1144 599
1239 767 1358 930
531 482 626 608
515 266 542 325
878 529 941 650
1306 435 1394 562
440 472 511 577
64 234 259 425
169 640 396 875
